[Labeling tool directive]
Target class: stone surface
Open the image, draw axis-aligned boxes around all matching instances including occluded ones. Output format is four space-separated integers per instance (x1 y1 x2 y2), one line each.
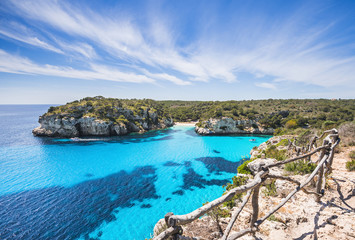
33 108 173 137
247 158 276 175
195 117 274 135
153 218 168 237
176 145 355 240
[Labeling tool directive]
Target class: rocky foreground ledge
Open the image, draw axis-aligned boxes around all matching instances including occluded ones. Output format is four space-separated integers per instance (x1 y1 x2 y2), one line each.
195 117 274 135
33 97 174 137
153 136 355 240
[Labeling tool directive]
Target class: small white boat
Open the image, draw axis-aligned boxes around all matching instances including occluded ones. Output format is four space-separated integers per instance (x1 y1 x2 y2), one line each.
249 139 256 142
70 137 80 141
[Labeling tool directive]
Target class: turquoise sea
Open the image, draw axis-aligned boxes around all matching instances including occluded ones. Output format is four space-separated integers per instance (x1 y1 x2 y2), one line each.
0 105 271 240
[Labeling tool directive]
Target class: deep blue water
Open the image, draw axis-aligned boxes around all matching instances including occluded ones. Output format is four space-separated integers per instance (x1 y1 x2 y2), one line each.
0 105 271 240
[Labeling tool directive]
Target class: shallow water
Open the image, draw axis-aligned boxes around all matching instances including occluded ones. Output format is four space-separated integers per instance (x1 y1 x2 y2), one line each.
0 105 271 240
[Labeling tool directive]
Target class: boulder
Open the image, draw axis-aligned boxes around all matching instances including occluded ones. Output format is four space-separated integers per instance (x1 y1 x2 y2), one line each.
153 218 168 237
247 158 276 175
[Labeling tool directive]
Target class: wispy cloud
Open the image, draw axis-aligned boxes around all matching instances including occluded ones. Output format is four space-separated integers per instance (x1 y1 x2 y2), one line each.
255 82 277 90
0 50 154 83
0 0 354 91
0 21 63 54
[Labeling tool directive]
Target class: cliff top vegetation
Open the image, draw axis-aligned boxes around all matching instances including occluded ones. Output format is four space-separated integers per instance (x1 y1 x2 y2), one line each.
44 96 170 124
45 97 355 135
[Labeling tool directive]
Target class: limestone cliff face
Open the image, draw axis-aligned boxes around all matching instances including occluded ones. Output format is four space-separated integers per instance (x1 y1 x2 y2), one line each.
195 117 274 135
33 108 173 138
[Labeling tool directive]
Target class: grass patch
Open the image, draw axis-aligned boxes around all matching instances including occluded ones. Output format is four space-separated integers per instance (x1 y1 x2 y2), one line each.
285 160 316 175
346 159 355 171
263 145 287 161
268 214 277 221
223 175 249 209
237 159 253 175
276 138 289 147
263 180 277 197
267 214 284 223
203 201 231 219
346 151 355 171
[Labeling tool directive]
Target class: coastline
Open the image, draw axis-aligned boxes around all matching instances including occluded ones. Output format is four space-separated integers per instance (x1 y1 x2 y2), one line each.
174 122 197 126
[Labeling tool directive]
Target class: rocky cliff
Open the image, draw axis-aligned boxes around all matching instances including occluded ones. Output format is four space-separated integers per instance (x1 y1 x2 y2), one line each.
195 117 274 135
33 97 174 137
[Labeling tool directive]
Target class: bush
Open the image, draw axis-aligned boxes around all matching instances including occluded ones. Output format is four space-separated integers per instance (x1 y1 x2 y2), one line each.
48 106 56 113
346 160 355 171
322 120 336 129
285 160 316 175
263 180 277 197
223 175 249 208
285 119 298 129
263 145 287 161
203 201 230 219
276 139 289 147
274 128 286 136
237 160 253 174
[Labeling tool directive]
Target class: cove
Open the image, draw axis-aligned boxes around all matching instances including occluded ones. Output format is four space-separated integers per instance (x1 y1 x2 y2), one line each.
0 105 271 240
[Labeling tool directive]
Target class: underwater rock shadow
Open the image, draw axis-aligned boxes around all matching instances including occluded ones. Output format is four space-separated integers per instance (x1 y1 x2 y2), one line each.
185 128 199 137
195 157 240 174
163 161 183 167
0 166 159 240
172 161 230 196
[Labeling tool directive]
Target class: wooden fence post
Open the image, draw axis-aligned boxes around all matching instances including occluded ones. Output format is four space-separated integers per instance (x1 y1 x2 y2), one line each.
250 185 260 233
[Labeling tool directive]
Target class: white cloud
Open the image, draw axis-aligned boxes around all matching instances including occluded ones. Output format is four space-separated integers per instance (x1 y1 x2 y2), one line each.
0 21 63 54
6 0 233 83
0 50 155 83
1 0 355 90
255 82 277 90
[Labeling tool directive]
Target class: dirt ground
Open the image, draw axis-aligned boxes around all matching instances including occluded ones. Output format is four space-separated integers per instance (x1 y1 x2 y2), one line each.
180 146 355 240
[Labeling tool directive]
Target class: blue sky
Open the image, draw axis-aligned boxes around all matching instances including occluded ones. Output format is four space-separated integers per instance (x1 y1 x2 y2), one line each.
0 0 354 104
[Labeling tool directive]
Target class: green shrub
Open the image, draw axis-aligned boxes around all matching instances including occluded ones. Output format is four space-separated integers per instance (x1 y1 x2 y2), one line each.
346 160 355 171
274 128 287 136
223 175 249 208
203 201 230 219
267 214 283 223
285 160 316 175
48 106 56 113
237 160 253 174
346 151 355 171
285 119 298 129
322 120 336 129
263 180 277 197
196 121 204 128
268 214 277 221
264 145 287 161
276 139 289 147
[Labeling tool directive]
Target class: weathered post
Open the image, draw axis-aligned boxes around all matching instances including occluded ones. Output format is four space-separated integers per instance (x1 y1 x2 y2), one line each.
315 139 329 202
250 186 260 234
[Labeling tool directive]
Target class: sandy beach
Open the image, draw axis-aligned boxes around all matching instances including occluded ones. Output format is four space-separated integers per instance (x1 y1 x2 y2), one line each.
174 122 197 126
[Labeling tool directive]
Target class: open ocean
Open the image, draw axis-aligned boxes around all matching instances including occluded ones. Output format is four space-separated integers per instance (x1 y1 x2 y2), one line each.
0 105 271 240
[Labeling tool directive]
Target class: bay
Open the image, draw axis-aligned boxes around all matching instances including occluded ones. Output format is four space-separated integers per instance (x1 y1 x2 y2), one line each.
0 105 271 240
